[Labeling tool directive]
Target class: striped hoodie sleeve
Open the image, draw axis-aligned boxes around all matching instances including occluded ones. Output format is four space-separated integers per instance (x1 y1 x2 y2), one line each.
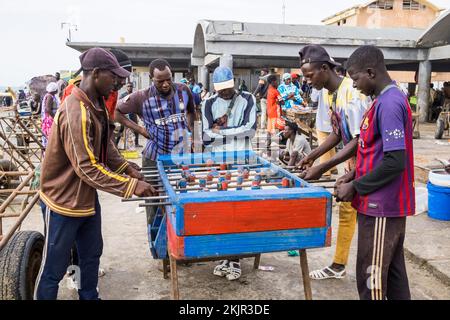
59 101 138 199
107 137 129 174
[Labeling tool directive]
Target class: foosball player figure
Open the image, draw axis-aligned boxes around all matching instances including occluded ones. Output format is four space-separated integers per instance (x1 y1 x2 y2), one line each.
217 176 226 191
177 178 188 193
236 175 244 190
225 171 232 181
252 175 262 190
199 179 207 189
186 173 196 183
181 168 190 179
282 177 291 188
206 159 215 167
220 163 228 171
242 168 250 179
210 167 219 177
221 181 229 191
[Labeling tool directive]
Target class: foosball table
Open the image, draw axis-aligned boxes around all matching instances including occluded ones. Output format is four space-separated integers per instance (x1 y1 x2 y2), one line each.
124 151 332 300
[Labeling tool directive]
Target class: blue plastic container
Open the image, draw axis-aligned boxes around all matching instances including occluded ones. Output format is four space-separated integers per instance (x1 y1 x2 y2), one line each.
427 182 450 221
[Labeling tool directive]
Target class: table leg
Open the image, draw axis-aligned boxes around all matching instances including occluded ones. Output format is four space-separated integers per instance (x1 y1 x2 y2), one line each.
163 259 169 279
169 254 180 300
253 254 261 269
299 249 312 300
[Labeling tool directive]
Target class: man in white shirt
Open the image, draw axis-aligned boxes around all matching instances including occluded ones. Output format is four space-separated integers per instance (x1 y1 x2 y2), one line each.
202 66 257 153
279 121 311 166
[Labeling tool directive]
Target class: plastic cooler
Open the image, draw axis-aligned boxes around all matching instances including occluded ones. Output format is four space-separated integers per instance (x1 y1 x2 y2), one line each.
427 182 450 221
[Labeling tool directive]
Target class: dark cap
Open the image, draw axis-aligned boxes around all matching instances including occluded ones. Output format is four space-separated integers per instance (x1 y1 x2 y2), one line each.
79 47 131 78
299 45 340 68
109 49 132 72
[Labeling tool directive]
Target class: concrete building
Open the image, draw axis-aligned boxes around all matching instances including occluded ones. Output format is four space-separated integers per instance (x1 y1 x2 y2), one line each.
322 0 443 29
322 0 448 84
66 42 192 90
67 10 450 122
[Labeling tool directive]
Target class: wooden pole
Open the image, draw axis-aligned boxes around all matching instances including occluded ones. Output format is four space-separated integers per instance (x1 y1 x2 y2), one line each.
299 249 312 300
169 252 180 300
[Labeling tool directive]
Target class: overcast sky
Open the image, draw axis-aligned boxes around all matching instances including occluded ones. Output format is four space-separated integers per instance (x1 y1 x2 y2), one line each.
1 0 448 86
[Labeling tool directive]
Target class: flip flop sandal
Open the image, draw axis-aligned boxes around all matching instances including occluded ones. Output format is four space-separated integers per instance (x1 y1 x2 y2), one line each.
309 266 346 280
98 268 106 278
288 250 299 256
213 260 229 277
226 262 242 281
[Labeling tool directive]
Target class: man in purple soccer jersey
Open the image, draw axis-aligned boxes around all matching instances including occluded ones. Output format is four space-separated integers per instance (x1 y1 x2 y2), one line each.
335 45 415 300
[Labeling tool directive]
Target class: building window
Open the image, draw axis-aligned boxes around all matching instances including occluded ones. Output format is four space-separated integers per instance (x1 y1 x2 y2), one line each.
337 21 341 26
368 0 394 10
343 19 347 24
403 0 421 10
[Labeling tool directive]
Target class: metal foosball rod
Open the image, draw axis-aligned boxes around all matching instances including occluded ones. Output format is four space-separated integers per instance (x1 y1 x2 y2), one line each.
174 181 291 192
122 195 170 202
141 163 263 174
145 166 280 177
146 174 287 187
139 202 173 207
145 170 283 181
162 166 268 176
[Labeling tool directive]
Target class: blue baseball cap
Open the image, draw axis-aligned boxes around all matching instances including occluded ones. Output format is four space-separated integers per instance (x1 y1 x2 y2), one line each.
213 66 234 91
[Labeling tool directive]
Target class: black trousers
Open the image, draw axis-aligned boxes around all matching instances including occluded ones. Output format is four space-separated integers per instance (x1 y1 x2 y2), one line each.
356 213 411 300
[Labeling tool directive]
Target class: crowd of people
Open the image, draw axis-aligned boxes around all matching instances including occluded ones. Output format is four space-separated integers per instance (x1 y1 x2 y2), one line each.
7 41 442 301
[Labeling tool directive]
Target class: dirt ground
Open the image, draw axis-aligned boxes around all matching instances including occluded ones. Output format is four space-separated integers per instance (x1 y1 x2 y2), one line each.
3 189 449 300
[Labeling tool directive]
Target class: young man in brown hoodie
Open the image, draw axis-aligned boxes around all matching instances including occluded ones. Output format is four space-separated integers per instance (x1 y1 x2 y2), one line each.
35 48 155 300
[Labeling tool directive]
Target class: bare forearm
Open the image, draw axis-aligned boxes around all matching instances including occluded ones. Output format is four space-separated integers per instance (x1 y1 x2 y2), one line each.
307 132 341 162
288 151 299 167
316 137 358 173
115 111 142 133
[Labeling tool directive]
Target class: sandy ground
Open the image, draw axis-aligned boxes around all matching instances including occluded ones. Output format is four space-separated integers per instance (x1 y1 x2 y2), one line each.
3 189 449 300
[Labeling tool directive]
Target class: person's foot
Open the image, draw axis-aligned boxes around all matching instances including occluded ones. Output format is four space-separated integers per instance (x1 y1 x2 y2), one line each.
66 273 79 290
98 268 106 278
309 264 346 280
226 261 241 281
213 260 229 277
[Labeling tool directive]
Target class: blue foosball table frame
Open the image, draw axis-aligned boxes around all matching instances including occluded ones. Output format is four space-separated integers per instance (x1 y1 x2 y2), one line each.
131 151 333 300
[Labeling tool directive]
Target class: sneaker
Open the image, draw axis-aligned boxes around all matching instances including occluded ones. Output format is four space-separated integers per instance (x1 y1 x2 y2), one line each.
213 260 229 277
226 261 241 281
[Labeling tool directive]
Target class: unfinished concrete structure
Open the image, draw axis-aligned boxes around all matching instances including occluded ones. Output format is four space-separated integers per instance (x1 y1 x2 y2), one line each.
67 10 450 123
191 14 450 122
66 42 192 89
322 0 443 29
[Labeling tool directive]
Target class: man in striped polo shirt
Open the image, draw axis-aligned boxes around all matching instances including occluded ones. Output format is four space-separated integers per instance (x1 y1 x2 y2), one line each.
116 59 196 225
335 45 415 300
